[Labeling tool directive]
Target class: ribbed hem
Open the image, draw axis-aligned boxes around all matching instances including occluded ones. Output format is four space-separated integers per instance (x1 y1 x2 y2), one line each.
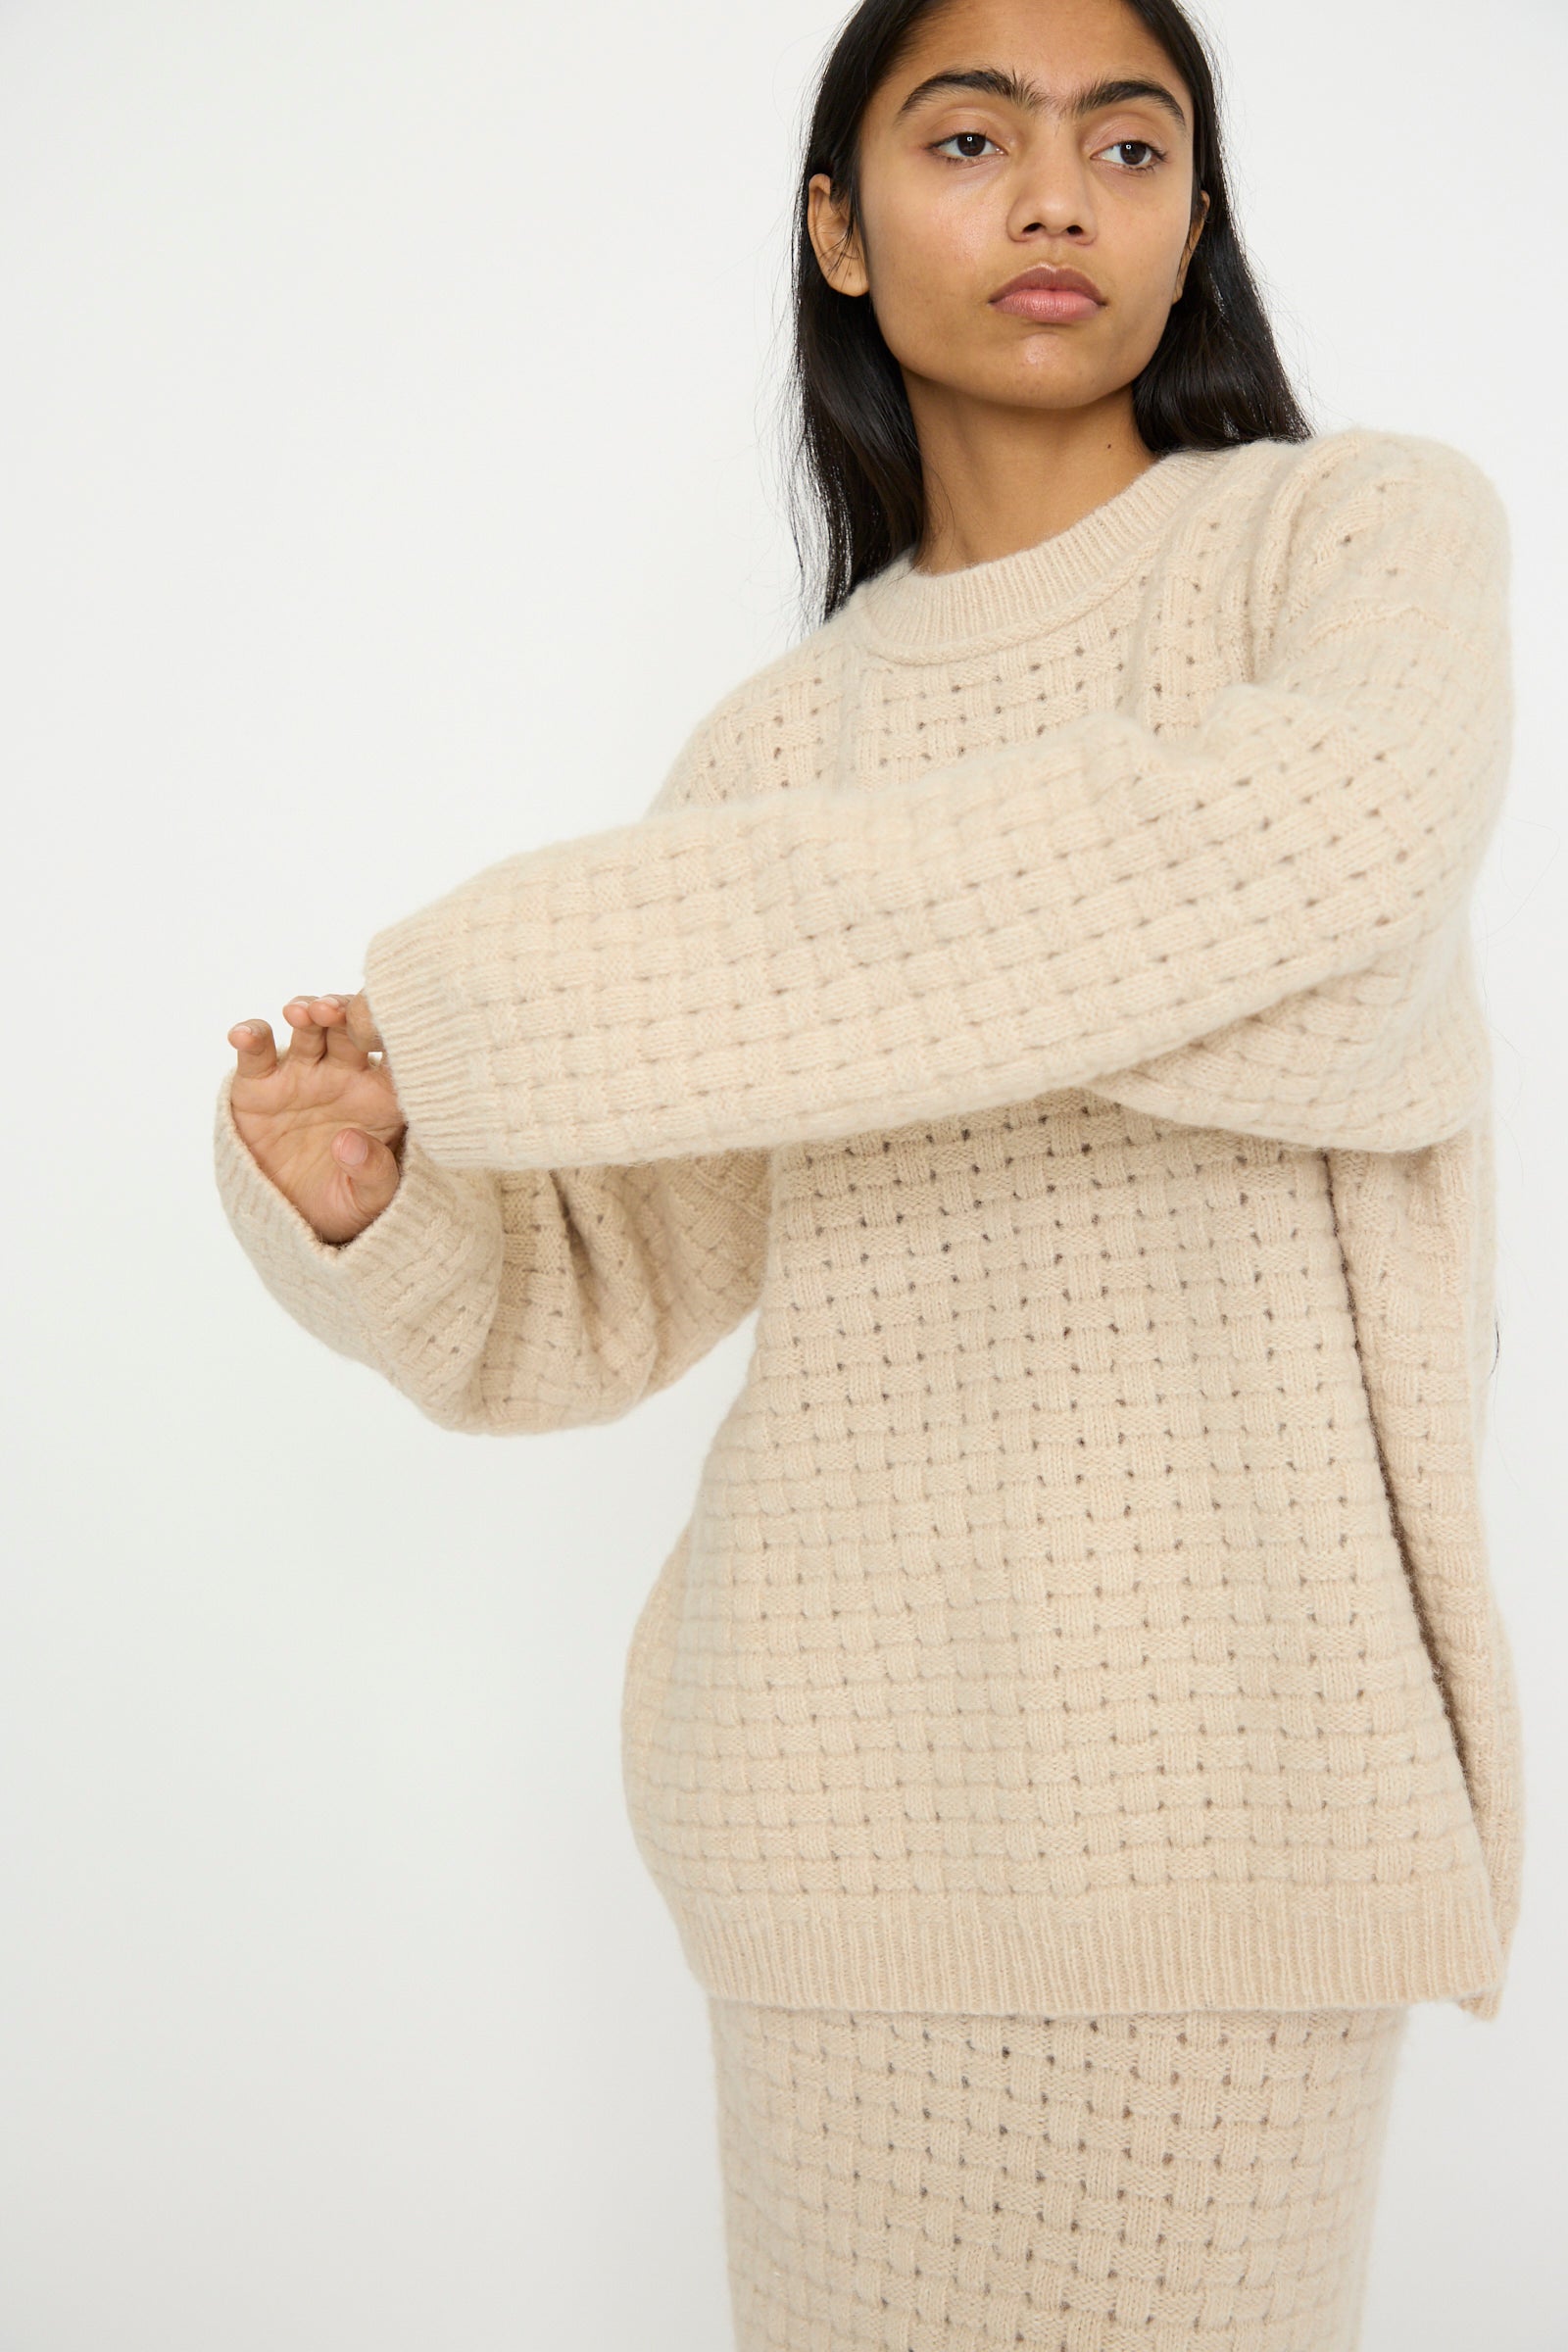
847 442 1256 660
663 1877 1505 2017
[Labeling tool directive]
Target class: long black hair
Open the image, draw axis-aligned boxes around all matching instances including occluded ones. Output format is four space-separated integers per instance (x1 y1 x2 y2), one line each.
781 0 1314 626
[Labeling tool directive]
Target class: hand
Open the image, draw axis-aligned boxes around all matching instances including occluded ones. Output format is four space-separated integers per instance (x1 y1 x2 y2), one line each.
225 993 408 1246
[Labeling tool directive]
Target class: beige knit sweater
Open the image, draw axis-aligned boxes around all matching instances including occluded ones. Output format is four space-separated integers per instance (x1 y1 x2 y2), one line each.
213 424 1523 2023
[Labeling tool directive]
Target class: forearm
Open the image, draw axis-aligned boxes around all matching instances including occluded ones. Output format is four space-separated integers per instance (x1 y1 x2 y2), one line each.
213 1066 507 1424
362 688 1502 1169
212 1070 770 1432
1084 909 1491 1153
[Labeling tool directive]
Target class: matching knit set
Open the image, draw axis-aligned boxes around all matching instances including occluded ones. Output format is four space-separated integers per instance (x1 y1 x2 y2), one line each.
214 424 1522 2348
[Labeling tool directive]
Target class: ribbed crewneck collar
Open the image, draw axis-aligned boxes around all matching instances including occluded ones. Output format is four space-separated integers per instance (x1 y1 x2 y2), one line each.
846 442 1249 659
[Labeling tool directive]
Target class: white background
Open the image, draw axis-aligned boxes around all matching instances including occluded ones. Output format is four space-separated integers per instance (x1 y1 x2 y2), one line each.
2 1 1564 2344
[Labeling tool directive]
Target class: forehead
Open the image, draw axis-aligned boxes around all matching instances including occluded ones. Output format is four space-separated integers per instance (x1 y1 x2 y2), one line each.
871 0 1191 131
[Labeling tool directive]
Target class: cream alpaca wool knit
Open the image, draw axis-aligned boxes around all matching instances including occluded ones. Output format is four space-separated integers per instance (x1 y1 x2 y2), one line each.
213 424 1523 2026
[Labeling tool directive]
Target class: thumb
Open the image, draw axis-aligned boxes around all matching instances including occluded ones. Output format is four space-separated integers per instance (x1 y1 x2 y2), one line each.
330 1124 403 1216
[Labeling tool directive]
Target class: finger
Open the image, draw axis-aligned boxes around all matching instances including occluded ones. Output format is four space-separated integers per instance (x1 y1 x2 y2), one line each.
331 1124 403 1217
303 995 371 1070
281 998 328 1063
228 1017 279 1077
342 992 384 1055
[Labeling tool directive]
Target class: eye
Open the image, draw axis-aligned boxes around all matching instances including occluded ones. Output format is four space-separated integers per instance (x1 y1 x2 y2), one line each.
931 129 1004 163
1098 138 1166 172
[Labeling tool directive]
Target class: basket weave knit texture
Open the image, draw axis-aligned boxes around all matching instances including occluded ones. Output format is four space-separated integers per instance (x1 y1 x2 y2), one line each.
213 425 1522 2024
705 1999 1410 2352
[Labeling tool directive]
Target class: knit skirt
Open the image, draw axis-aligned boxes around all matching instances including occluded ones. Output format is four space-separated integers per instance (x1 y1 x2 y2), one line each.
704 2000 1409 2352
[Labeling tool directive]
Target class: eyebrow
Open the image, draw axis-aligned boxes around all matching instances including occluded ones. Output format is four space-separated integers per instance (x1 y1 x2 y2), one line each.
892 68 1189 135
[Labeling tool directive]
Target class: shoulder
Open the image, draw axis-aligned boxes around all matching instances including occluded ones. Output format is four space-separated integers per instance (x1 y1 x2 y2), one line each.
1229 426 1511 648
1258 424 1509 552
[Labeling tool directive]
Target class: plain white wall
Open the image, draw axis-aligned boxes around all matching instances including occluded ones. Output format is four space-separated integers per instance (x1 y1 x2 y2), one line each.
2 1 1563 2344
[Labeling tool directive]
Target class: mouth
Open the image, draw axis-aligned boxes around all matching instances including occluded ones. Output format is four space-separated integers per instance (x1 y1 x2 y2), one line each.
990 264 1105 323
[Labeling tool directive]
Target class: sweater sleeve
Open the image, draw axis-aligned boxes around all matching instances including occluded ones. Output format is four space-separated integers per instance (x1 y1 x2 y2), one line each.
211 729 772 1436
211 1073 769 1434
359 433 1512 1170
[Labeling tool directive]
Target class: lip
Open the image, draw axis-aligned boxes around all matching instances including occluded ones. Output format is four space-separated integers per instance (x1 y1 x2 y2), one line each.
991 263 1105 304
990 264 1105 322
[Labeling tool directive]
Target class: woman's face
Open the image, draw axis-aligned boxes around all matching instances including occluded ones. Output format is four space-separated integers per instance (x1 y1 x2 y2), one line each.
808 0 1207 418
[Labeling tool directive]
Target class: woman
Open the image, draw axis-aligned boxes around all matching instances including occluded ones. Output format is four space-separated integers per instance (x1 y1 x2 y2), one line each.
214 0 1522 2342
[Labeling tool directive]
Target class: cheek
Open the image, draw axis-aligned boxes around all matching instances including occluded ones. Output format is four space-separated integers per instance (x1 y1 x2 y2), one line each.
868 191 985 330
1124 203 1198 291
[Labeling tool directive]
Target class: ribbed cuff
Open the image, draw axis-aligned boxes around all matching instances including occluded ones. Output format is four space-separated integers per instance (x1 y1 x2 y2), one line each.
211 1066 504 1373
362 906 500 1168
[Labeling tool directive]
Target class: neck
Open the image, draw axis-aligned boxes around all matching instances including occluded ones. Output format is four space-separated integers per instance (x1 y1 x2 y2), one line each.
906 387 1156 576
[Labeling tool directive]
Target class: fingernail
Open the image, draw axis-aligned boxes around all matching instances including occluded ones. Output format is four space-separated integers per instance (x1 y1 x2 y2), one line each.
338 1131 368 1164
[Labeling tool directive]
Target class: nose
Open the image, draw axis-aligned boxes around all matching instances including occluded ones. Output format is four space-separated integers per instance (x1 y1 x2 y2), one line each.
1006 133 1097 242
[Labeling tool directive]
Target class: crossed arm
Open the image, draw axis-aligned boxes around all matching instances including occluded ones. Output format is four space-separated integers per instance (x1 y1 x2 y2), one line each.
359 436 1511 1174
217 433 1510 1431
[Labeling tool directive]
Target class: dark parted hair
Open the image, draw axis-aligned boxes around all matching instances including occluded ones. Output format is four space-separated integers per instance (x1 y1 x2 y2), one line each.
781 0 1314 627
